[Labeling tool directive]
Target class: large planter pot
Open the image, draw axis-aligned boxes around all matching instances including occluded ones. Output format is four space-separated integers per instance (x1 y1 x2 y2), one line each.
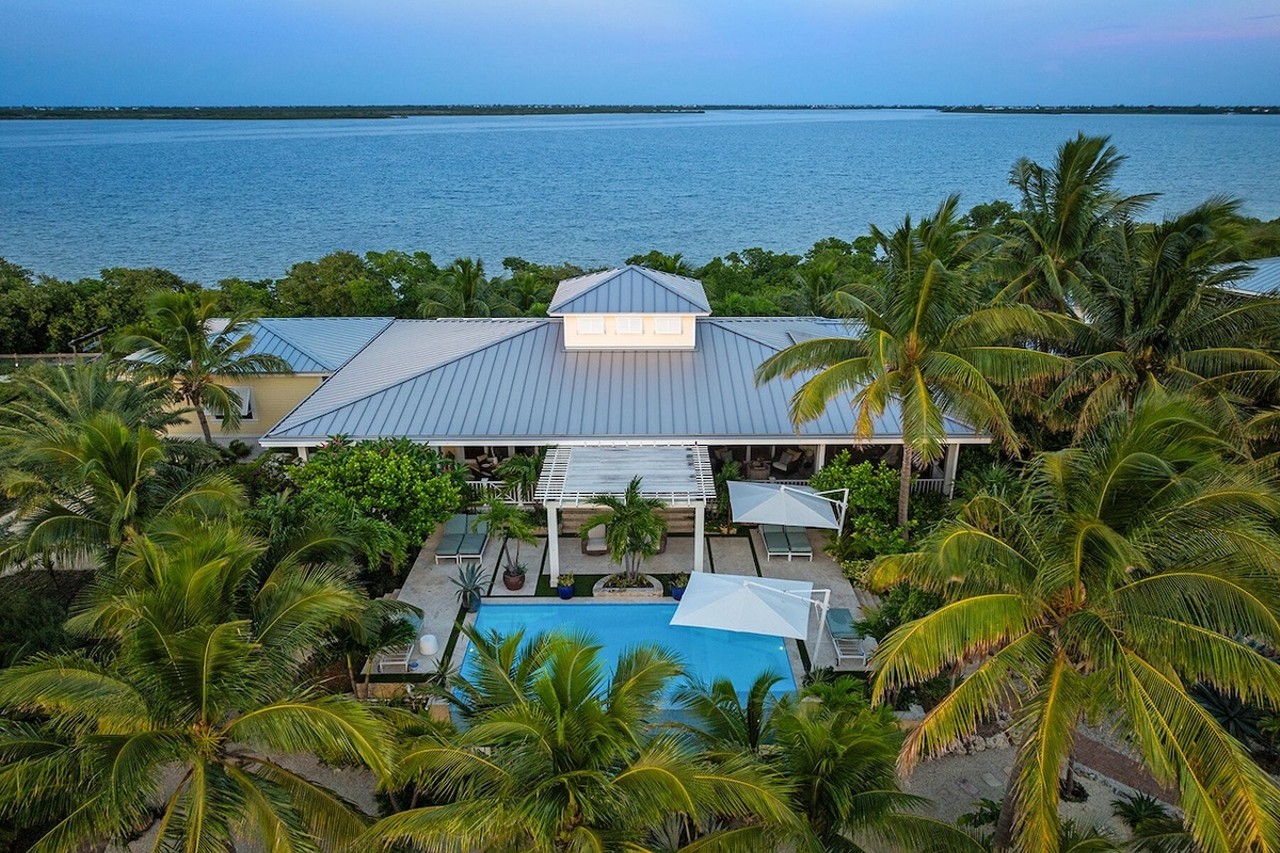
502 571 526 591
671 585 686 601
557 584 575 600
463 593 481 614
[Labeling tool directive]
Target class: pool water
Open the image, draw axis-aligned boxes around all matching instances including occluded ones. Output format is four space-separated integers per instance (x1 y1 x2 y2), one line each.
464 602 797 702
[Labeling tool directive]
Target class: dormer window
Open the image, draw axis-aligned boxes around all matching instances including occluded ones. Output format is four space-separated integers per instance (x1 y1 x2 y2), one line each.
551 266 709 351
616 316 644 334
577 317 605 335
654 316 683 335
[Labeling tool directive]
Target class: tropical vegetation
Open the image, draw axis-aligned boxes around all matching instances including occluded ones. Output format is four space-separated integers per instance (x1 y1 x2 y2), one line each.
579 475 668 588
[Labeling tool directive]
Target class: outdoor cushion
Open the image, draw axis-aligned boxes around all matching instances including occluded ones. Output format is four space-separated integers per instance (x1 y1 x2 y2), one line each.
761 524 790 554
436 534 464 560
783 526 811 553
826 608 862 640
443 514 469 535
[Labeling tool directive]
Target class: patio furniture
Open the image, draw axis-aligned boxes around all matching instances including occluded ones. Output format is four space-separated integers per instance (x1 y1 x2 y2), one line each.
434 513 469 563
581 524 608 555
771 448 803 476
376 611 425 673
458 518 489 561
826 607 866 666
760 524 790 560
746 460 771 480
783 526 812 560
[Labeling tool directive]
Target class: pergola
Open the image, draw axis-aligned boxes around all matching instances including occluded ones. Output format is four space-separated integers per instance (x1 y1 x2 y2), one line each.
534 445 717 583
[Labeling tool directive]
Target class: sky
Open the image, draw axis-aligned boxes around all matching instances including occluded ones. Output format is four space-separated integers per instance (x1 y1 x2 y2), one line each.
2 0 1279 106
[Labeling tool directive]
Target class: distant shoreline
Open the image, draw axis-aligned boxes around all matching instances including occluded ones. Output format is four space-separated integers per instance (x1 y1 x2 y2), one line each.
1 104 1278 120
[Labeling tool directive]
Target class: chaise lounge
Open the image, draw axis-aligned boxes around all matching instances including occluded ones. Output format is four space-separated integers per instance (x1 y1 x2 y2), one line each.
435 513 489 563
760 524 813 561
826 607 877 667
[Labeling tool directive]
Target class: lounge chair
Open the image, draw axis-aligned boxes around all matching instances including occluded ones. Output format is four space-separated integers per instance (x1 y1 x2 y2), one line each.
581 524 608 556
375 611 423 673
771 448 803 476
458 518 489 561
760 524 790 560
826 607 867 666
783 526 812 560
434 513 469 563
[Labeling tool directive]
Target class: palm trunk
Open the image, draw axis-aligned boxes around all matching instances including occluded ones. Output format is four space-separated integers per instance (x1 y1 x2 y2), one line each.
193 399 214 444
993 774 1019 852
898 446 913 538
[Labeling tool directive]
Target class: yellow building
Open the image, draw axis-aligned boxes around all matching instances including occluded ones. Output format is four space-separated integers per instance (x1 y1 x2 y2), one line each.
166 316 393 443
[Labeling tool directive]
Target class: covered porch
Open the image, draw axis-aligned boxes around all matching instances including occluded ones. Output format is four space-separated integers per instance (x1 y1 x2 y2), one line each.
707 441 964 496
534 444 718 584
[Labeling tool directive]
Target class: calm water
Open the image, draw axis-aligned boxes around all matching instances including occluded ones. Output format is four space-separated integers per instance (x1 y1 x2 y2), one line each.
2 110 1279 283
465 602 796 702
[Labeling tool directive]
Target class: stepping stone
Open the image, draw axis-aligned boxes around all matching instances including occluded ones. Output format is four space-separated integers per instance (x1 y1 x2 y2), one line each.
958 778 980 797
983 772 1003 788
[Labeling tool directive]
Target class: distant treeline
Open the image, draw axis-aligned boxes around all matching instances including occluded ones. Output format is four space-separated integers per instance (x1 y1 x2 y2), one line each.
3 198 1279 356
3 104 1278 120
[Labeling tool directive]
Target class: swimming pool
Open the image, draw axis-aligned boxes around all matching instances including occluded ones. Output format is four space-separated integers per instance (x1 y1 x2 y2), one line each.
464 602 797 701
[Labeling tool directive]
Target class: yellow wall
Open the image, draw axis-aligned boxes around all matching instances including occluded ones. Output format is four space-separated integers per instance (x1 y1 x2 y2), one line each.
560 314 697 349
166 374 325 440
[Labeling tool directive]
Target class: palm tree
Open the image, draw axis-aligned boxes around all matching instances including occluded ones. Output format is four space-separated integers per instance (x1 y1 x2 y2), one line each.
1 412 242 569
995 133 1157 310
678 672 984 852
0 523 394 851
0 357 183 436
784 254 850 316
867 393 1280 853
579 475 668 583
115 289 290 443
756 196 1068 532
474 498 536 575
494 450 542 505
1048 198 1280 438
368 629 798 851
418 257 505 318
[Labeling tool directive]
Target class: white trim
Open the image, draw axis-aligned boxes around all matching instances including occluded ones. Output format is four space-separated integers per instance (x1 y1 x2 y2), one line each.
654 316 683 335
575 316 605 335
615 316 644 334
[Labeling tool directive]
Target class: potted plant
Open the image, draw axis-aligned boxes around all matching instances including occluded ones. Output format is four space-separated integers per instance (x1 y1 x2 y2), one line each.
669 572 690 601
556 574 576 600
503 562 528 591
579 476 667 591
475 498 538 591
451 562 484 613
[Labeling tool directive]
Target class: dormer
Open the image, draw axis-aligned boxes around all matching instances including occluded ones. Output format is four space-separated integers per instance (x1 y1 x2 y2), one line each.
548 266 711 350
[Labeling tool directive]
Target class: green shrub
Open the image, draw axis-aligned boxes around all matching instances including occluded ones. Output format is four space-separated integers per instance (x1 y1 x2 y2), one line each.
809 452 898 522
857 582 943 641
292 437 464 544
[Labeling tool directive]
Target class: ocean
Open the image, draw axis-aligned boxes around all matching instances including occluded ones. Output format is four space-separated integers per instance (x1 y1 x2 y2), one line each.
2 109 1278 283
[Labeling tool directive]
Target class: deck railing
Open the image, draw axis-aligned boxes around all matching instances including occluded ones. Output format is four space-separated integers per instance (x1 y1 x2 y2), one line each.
464 480 531 506
770 476 950 496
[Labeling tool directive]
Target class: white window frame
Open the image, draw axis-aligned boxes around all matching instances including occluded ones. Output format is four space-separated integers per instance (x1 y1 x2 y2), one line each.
654 316 683 335
615 316 644 335
576 316 605 335
210 385 255 421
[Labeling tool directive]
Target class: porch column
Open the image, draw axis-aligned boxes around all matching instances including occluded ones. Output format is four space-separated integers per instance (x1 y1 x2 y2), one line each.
943 444 961 497
546 502 560 584
814 444 826 471
297 446 310 462
692 502 706 572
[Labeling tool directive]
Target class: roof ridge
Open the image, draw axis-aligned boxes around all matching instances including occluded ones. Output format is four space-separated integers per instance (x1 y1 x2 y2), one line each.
267 320 551 436
703 317 787 352
254 318 333 371
634 267 712 313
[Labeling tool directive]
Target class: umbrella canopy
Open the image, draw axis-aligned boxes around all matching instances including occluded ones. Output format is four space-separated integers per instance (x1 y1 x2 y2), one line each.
726 480 841 529
670 572 815 639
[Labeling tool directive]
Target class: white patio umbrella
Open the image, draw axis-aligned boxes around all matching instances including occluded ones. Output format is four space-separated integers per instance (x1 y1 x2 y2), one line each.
725 480 846 529
669 571 823 639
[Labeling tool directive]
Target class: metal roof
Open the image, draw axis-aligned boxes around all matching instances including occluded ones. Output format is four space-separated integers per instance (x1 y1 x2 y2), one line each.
535 445 716 506
209 317 394 373
262 316 984 445
548 266 712 314
1234 257 1280 295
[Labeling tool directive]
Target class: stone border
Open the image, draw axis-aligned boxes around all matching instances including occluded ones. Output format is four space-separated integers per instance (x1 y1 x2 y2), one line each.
591 574 665 598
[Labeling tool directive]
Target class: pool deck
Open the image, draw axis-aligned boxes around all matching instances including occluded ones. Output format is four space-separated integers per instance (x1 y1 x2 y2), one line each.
378 525 877 688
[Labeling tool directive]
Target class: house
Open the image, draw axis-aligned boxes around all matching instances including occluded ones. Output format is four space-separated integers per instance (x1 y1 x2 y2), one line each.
260 267 990 492
1232 256 1280 295
164 316 393 442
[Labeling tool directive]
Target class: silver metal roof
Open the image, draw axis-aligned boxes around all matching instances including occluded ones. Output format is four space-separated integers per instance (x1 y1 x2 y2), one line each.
262 316 984 445
209 316 394 373
548 266 712 314
1235 257 1280 295
535 445 716 506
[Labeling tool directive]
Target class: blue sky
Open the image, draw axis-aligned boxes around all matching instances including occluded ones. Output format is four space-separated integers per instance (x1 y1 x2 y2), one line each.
3 0 1279 105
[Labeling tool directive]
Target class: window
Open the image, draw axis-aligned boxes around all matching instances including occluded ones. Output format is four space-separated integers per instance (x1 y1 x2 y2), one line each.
615 316 644 334
654 316 683 335
576 316 605 335
210 385 254 420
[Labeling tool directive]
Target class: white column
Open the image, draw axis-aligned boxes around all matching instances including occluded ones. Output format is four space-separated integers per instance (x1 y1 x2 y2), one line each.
546 502 560 584
814 444 826 471
692 502 706 572
297 446 309 462
943 444 961 497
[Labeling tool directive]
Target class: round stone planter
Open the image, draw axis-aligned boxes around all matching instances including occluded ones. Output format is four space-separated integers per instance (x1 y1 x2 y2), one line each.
591 575 664 599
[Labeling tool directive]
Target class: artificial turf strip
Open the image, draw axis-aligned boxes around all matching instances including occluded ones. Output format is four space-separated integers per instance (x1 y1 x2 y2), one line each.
534 573 605 597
